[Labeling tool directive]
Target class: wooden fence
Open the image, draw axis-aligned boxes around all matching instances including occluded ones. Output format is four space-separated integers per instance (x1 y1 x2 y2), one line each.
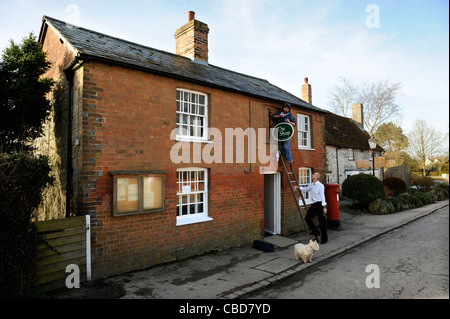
35 215 91 292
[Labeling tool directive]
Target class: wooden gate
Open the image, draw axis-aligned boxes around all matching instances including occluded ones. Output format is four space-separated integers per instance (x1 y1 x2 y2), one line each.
35 215 91 292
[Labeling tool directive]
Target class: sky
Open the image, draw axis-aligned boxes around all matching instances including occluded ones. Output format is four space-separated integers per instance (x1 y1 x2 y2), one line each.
0 0 449 138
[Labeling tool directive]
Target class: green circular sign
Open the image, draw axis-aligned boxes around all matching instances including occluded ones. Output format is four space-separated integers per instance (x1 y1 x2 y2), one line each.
272 122 294 142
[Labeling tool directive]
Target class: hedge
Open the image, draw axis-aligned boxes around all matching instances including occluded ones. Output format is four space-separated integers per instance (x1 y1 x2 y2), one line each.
342 174 385 207
0 153 53 298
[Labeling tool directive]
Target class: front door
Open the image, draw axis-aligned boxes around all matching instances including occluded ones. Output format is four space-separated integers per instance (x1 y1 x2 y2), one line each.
264 173 281 235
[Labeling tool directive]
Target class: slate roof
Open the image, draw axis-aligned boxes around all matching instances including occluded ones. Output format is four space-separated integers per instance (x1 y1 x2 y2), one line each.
39 16 327 114
324 112 383 151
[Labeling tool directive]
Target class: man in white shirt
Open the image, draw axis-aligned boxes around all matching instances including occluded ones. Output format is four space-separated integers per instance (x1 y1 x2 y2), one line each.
294 172 328 244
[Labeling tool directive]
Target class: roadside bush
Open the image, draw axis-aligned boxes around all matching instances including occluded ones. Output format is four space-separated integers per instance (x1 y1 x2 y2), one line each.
0 153 54 298
383 196 405 212
342 174 385 208
410 174 434 192
383 177 407 196
405 188 433 206
428 182 449 201
369 188 436 215
433 182 449 193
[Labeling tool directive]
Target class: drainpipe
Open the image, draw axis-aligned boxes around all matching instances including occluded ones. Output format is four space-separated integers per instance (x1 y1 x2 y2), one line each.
335 147 340 184
64 68 74 218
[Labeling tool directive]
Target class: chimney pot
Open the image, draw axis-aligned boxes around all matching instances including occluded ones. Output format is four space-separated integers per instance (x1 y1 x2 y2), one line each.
188 11 195 22
304 77 308 84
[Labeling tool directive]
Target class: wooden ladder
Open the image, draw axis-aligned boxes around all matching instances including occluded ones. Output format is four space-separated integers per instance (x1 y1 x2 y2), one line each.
279 155 311 240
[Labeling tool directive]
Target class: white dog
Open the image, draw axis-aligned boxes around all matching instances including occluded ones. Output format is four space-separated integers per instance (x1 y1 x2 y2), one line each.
294 239 320 263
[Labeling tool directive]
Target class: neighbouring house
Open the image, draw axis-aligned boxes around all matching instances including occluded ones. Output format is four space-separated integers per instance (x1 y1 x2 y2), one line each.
324 103 384 185
36 12 328 279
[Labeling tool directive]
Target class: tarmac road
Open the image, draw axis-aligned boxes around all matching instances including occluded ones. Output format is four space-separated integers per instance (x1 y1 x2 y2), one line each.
249 206 449 299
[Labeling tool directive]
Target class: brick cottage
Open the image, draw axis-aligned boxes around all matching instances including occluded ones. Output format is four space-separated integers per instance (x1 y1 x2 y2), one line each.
37 12 328 278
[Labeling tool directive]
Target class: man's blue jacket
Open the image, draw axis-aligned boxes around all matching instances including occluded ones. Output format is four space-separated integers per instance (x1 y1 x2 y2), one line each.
272 112 296 126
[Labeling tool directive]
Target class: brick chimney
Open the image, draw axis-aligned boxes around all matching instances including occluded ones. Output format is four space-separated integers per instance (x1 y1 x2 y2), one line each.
174 11 209 64
352 103 364 129
302 77 312 104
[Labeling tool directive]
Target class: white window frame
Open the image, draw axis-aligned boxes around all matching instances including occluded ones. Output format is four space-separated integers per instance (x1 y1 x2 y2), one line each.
176 167 212 226
297 114 311 149
348 148 355 161
298 168 313 206
176 89 208 142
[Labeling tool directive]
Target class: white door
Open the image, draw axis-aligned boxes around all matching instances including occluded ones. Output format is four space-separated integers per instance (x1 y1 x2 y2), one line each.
264 173 281 235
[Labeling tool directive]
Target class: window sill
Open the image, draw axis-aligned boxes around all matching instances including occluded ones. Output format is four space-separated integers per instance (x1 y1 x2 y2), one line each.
175 137 213 144
297 147 315 151
176 215 213 226
113 208 165 217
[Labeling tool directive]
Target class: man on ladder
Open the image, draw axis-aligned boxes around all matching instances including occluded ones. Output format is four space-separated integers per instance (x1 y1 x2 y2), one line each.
272 103 296 164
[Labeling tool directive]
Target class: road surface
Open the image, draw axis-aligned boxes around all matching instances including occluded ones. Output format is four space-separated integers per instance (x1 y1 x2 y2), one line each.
249 206 449 299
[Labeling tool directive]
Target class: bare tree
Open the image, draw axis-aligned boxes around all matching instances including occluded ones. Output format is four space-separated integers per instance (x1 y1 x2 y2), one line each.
360 79 402 135
407 119 446 176
329 77 359 117
329 78 402 135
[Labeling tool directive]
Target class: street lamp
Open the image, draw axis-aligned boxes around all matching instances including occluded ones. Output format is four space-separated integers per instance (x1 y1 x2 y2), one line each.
368 136 378 177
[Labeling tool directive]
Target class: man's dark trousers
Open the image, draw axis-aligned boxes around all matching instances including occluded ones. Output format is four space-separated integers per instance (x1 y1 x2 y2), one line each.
305 202 328 242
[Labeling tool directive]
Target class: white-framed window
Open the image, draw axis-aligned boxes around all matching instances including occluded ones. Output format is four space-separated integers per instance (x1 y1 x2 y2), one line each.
176 167 212 226
298 168 313 205
348 148 355 161
297 114 311 149
176 89 208 141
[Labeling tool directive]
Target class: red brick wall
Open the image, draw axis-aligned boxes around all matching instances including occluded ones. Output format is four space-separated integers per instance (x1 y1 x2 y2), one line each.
79 61 274 278
41 24 326 279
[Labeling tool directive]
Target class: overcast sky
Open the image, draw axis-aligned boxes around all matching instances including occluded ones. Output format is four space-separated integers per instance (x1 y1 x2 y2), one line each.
1 0 448 137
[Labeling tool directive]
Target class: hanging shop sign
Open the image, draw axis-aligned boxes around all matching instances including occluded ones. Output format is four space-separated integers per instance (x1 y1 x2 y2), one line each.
272 122 294 142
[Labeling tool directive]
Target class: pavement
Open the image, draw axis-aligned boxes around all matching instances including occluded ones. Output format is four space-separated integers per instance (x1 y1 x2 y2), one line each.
64 199 449 299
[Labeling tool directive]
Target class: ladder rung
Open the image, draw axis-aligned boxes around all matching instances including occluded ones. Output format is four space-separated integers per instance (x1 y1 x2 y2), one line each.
288 172 294 174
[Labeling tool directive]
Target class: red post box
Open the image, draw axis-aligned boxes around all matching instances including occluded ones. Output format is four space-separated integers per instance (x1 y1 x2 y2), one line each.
325 183 340 228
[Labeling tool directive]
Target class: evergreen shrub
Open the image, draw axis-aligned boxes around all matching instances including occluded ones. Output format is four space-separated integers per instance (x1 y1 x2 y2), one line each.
383 177 407 196
0 153 53 298
342 174 385 207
